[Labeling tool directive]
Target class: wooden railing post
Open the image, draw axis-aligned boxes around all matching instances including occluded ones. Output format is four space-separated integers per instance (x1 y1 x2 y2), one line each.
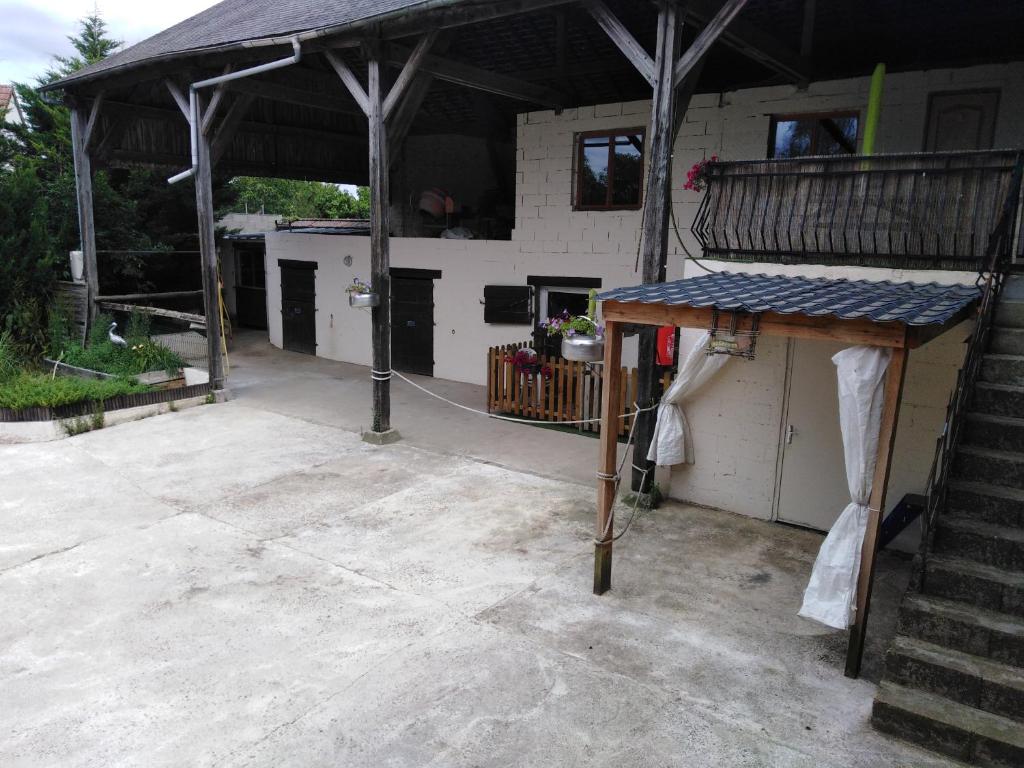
595 320 624 594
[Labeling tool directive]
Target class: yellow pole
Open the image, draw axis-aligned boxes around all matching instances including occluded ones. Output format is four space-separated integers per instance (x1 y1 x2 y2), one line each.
862 63 885 155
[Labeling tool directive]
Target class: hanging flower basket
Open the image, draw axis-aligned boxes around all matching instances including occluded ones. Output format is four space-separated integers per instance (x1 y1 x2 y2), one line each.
561 334 604 362
348 291 379 308
346 278 378 308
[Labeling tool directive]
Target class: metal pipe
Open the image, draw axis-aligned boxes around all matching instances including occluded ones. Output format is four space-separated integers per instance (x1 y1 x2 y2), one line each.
168 36 301 184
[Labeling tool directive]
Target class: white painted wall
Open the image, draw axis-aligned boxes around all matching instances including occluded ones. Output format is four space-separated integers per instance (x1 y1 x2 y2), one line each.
261 61 1024 536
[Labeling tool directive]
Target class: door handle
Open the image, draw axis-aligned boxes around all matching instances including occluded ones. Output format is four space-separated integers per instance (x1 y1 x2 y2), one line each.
786 425 796 445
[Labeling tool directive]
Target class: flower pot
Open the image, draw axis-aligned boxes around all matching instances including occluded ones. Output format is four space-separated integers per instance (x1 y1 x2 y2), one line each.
69 250 84 283
349 291 379 308
561 334 604 362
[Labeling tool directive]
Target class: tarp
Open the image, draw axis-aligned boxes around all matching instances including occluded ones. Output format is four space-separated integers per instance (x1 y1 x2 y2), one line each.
647 332 730 466
799 346 891 629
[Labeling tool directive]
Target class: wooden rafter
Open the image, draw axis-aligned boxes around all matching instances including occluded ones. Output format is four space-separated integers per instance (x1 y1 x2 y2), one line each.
675 0 749 86
325 50 370 115
225 77 365 117
382 31 438 121
584 0 655 86
385 44 565 109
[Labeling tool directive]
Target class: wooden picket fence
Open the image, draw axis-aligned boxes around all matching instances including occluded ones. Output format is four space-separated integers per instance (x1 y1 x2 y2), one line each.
486 341 671 437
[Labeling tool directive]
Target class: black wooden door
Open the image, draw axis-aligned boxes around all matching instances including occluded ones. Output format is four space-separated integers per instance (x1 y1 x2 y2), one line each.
391 276 434 376
280 262 316 355
236 247 268 330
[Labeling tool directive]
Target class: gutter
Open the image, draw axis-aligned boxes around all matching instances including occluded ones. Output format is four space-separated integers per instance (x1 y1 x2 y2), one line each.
167 36 302 184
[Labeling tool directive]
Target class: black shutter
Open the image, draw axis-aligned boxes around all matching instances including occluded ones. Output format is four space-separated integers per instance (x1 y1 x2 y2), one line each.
484 285 533 324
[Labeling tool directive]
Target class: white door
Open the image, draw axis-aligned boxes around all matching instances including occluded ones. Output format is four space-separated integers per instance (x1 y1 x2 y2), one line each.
775 339 850 531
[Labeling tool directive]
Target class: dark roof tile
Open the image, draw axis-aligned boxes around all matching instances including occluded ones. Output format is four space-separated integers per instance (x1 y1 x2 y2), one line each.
597 272 980 326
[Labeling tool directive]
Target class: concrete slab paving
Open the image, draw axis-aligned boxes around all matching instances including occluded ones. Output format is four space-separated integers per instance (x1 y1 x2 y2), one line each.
0 353 962 767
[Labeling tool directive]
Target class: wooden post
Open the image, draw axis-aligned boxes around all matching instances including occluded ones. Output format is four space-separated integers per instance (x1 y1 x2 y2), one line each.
595 320 624 594
195 95 227 391
845 344 909 678
631 1 679 492
367 46 395 438
69 106 99 329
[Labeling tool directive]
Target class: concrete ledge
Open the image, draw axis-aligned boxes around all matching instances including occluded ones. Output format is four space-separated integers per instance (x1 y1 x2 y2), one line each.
362 429 402 445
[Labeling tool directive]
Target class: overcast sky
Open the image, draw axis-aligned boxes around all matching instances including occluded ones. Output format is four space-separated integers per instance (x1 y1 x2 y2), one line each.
1 1 221 84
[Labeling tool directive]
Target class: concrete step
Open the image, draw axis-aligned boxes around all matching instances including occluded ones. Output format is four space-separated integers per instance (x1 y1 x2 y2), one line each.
990 327 1024 356
981 354 1024 387
885 636 1024 722
934 517 1024 572
947 481 1024 528
898 594 1024 667
963 413 1024 454
953 445 1024 492
995 299 1024 330
873 681 1024 767
972 383 1024 420
925 555 1024 619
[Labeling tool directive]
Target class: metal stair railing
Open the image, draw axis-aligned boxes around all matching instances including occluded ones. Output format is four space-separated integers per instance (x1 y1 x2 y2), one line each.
917 153 1024 582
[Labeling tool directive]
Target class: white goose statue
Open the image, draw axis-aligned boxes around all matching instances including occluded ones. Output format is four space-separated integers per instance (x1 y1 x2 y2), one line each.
108 321 128 348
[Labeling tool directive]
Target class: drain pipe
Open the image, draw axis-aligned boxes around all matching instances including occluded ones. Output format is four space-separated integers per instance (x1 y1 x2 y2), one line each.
168 36 302 184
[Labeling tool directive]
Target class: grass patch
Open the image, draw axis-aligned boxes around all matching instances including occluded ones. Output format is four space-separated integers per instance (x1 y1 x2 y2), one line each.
53 311 184 377
0 372 147 410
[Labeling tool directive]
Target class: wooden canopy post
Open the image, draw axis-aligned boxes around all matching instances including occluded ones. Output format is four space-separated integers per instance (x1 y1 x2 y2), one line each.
366 44 396 440
194 93 227 392
69 103 99 330
595 320 624 594
845 343 909 678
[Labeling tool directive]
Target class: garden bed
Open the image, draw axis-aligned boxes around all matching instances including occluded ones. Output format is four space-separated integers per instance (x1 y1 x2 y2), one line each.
0 381 210 422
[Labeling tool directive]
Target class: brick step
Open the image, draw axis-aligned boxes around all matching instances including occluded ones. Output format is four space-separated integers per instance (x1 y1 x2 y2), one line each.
972 383 1024 420
873 681 1024 767
953 445 1024 492
885 636 1024 722
994 299 1024 330
990 327 1024 356
934 517 1024 571
925 554 1024 620
947 481 1024 528
897 594 1024 667
981 354 1024 387
963 413 1024 454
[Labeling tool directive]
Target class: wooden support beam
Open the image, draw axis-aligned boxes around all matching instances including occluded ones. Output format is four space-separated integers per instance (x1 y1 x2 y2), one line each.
382 31 437 121
672 54 708 143
386 45 565 108
325 50 370 116
96 291 204 302
800 0 817 59
96 302 205 325
594 319 624 595
69 106 99 330
200 66 233 136
193 94 227 391
684 0 810 83
584 0 655 86
226 77 364 116
386 31 453 168
601 301 911 348
83 92 104 148
165 80 190 119
675 0 749 87
93 114 131 167
846 343 909 678
632 0 679 493
367 47 393 436
211 94 255 165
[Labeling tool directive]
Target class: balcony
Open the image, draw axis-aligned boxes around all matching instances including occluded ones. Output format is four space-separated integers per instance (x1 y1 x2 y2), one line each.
691 150 1023 272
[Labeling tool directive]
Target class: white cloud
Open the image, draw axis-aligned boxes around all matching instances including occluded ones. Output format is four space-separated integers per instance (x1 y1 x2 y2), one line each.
0 1 221 84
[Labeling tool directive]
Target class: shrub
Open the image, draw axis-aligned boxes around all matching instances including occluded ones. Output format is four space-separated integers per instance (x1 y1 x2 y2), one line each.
58 310 184 376
0 372 147 410
0 331 20 382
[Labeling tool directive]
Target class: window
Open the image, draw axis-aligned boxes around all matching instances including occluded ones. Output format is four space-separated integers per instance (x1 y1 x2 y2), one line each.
574 129 645 210
769 112 859 158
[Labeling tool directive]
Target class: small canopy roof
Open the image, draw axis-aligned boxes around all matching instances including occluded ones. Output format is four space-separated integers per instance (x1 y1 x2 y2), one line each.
598 272 980 327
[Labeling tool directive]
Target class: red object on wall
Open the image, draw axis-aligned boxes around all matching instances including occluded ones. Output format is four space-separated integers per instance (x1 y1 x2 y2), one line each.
656 326 675 366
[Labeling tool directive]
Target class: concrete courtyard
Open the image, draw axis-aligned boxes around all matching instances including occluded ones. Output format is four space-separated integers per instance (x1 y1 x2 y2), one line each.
0 337 959 767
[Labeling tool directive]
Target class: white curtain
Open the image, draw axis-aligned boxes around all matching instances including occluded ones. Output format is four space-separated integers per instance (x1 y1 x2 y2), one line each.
647 331 730 466
799 346 892 630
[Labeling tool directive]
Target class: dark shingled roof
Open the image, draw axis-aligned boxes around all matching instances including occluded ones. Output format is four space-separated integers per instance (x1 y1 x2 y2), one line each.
51 0 437 87
597 272 981 326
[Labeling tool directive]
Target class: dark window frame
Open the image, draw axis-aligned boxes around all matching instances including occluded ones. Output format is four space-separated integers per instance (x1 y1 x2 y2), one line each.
767 110 860 159
573 128 646 211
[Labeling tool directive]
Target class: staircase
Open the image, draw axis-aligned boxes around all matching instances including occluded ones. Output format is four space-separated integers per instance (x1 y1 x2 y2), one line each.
872 276 1024 766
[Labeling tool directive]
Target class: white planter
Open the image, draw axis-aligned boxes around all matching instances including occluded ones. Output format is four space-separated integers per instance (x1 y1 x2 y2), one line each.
69 250 84 282
349 291 379 308
561 335 604 362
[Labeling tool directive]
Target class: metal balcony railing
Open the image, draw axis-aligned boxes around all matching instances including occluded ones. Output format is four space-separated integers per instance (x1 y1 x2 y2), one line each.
691 150 1024 272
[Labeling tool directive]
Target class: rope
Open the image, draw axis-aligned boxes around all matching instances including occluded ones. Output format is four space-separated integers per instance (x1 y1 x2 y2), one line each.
388 368 659 426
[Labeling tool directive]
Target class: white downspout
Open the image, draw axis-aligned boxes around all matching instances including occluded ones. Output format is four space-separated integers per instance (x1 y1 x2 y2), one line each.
168 37 302 184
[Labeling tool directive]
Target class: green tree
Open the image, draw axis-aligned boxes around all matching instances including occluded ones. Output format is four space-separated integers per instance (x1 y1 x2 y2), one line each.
48 13 122 81
226 177 369 220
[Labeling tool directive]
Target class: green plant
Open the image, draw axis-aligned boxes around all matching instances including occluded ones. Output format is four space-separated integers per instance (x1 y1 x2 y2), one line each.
0 372 146 410
542 310 602 338
90 402 105 431
0 332 20 382
167 400 178 412
62 416 93 437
